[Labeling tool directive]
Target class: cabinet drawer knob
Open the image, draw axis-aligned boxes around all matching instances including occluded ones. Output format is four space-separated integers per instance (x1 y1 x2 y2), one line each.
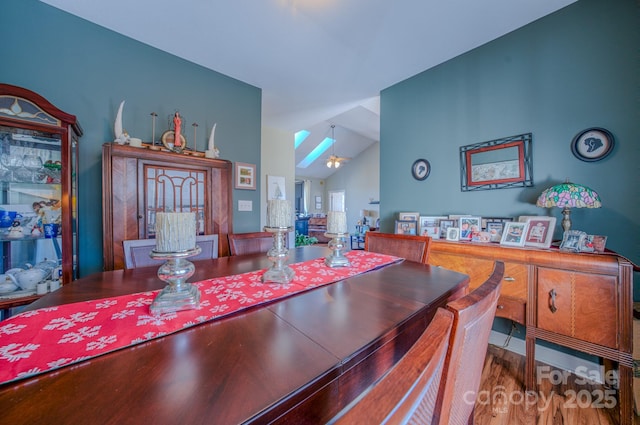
503 276 515 282
548 289 557 313
497 304 504 310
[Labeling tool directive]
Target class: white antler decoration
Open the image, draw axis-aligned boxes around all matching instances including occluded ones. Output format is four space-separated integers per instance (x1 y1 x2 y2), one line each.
113 100 128 144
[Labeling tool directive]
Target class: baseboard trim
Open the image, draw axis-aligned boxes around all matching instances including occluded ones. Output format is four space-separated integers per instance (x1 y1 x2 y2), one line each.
489 330 604 384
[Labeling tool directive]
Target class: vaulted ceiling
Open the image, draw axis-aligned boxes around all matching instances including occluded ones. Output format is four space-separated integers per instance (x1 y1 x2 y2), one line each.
41 0 575 179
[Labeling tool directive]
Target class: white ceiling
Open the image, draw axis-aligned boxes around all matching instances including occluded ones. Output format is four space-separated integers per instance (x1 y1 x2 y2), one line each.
41 0 575 179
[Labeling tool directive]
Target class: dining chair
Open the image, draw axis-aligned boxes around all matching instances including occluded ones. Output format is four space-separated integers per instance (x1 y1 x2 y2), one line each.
328 308 454 424
364 232 432 263
228 231 288 255
123 234 219 269
435 261 505 425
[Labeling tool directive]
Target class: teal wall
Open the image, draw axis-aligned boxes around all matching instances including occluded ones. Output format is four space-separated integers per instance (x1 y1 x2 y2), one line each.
2 0 637 285
1 0 262 276
381 0 639 271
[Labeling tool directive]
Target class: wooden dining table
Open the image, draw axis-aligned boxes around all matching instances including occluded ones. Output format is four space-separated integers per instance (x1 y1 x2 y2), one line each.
0 246 468 425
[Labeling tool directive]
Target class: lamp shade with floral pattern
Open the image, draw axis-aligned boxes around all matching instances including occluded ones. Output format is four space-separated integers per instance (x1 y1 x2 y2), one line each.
536 182 601 232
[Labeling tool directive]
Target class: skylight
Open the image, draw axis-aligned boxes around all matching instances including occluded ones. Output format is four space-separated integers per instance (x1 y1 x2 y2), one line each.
297 137 334 168
294 130 310 149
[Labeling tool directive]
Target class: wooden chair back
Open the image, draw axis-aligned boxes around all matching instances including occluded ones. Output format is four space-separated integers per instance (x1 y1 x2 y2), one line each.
123 234 219 269
365 232 432 263
228 231 285 255
192 234 219 261
435 261 505 425
329 308 454 424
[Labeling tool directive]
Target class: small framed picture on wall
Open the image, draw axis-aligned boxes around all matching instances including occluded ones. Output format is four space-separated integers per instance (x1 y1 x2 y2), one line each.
235 162 256 190
267 175 286 200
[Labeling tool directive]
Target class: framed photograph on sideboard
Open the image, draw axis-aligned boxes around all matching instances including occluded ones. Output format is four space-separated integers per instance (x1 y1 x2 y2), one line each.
446 227 460 241
485 222 505 242
523 216 556 248
500 221 529 247
395 220 417 235
398 212 419 222
419 216 447 239
458 216 482 241
439 219 455 239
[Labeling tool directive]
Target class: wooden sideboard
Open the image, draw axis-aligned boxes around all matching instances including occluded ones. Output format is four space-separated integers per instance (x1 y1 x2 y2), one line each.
429 240 530 325
428 239 634 424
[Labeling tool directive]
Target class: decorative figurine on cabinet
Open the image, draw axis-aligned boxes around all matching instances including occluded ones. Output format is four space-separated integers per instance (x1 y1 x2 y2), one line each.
113 100 130 144
6 220 24 239
161 111 188 153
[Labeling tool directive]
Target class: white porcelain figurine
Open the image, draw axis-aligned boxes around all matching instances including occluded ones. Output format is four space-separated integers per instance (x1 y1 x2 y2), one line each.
6 220 24 239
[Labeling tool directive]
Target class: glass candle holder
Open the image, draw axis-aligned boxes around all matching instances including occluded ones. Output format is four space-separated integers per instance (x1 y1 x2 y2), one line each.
262 226 295 284
149 246 201 315
324 232 351 268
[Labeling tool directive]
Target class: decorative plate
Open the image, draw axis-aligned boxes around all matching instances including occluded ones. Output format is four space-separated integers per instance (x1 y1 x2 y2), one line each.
161 130 187 153
571 127 614 162
411 159 431 181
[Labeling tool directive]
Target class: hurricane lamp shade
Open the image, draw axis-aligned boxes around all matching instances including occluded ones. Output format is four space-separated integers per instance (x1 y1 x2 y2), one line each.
536 182 601 232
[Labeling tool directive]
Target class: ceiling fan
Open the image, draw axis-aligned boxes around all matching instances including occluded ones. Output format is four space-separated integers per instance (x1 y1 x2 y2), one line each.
326 124 351 168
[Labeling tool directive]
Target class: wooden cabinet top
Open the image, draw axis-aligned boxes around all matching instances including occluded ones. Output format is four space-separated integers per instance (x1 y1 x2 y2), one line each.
430 239 627 276
103 143 232 168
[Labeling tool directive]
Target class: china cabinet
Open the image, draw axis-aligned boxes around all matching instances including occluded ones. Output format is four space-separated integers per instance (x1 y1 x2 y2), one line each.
102 143 233 270
0 83 82 314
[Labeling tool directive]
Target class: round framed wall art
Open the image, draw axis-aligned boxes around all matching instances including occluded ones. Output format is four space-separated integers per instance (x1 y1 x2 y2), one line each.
571 127 614 162
411 158 431 181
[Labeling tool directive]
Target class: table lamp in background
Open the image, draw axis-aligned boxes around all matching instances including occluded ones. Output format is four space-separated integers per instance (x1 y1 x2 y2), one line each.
536 181 602 233
360 209 369 226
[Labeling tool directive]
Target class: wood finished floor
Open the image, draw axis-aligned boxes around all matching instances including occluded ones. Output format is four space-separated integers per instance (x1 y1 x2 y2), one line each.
474 345 638 425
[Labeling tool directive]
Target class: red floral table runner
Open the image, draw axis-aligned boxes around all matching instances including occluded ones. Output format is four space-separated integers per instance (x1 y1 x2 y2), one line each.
0 251 400 385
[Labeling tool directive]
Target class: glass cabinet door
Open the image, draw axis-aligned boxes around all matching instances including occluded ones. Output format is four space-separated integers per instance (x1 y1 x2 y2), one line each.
0 127 62 291
143 164 206 239
0 84 81 312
